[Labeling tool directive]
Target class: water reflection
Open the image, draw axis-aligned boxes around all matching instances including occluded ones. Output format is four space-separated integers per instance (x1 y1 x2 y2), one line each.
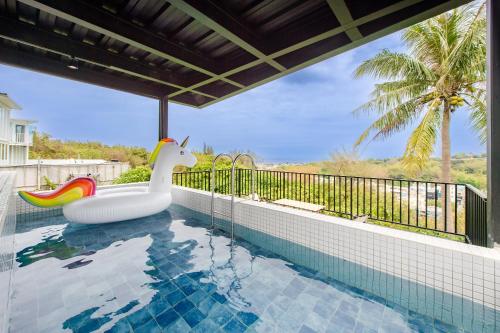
9 205 495 333
11 208 262 332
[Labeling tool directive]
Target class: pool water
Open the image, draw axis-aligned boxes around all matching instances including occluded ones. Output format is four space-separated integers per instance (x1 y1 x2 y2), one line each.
8 205 486 332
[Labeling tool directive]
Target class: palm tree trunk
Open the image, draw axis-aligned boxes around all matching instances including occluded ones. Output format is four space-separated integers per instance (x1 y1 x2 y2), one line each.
441 103 452 231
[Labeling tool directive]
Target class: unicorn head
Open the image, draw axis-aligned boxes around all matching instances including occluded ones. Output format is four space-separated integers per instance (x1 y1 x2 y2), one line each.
149 136 196 169
148 136 197 193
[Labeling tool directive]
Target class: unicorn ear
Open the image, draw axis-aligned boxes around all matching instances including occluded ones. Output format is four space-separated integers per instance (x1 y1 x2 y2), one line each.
180 136 189 148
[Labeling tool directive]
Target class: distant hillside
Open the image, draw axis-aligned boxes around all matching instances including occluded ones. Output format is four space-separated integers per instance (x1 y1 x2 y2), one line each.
29 132 149 167
30 133 486 190
273 152 487 190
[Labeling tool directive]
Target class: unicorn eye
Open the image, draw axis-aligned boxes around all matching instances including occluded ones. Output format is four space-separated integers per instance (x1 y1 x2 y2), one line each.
180 151 185 155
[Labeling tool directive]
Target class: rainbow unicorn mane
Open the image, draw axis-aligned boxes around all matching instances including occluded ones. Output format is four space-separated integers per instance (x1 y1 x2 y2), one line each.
149 137 177 168
18 177 96 208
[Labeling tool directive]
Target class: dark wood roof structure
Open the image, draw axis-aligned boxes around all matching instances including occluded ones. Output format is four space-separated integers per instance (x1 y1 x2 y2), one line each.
0 0 471 108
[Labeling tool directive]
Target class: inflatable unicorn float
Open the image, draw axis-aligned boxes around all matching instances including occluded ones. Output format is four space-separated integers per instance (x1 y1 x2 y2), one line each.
19 137 196 224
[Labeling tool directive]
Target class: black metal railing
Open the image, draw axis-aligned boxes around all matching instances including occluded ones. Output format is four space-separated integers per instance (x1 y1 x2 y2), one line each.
173 169 488 246
465 185 488 247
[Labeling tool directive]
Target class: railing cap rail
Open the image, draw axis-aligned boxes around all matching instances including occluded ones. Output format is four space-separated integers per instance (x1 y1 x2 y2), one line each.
466 184 487 198
174 169 468 186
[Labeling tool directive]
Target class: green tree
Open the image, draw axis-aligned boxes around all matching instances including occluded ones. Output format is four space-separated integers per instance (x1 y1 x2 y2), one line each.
353 4 486 182
113 166 152 184
202 142 214 155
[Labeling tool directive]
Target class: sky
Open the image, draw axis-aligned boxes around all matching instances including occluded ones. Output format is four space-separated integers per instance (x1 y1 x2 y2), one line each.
0 31 485 163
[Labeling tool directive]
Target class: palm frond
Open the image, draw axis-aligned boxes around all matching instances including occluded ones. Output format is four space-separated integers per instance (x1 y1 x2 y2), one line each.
402 100 442 173
353 50 435 82
464 88 487 143
354 97 424 147
447 4 486 81
354 80 429 115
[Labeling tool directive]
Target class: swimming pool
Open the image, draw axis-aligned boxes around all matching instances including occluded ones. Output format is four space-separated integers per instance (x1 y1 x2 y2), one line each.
8 204 494 332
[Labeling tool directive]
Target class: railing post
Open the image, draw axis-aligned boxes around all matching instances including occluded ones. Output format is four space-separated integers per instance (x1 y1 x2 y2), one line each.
158 95 168 140
237 169 241 197
487 0 499 247
350 177 353 219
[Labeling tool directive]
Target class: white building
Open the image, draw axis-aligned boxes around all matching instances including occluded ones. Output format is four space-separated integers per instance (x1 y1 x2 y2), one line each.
0 93 36 165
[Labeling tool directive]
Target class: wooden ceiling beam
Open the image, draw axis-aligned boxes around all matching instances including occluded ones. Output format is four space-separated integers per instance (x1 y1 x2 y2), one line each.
0 43 170 99
326 0 363 41
0 14 220 100
167 0 286 72
170 0 426 99
16 0 231 79
198 0 472 108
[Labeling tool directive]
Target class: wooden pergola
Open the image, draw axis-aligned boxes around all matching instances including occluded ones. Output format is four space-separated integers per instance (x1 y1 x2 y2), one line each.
0 1 471 106
2 0 500 246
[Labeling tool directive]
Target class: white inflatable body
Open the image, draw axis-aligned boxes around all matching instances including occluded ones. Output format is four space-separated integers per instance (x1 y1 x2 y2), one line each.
62 138 196 224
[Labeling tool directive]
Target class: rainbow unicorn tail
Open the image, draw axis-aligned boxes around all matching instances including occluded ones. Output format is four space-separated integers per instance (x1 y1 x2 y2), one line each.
18 177 96 208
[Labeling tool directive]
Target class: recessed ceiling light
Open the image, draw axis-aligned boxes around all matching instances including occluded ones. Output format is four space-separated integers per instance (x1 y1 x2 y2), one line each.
67 57 79 70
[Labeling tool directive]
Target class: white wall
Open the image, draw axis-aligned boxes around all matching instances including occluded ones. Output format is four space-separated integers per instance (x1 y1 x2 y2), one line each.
0 162 129 190
0 108 9 142
0 172 16 333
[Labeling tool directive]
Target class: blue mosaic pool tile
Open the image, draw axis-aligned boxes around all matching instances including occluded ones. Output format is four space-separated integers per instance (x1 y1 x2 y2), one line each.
103 318 132 333
152 280 177 294
173 299 195 315
298 324 317 333
78 317 109 333
179 282 198 296
434 318 461 333
237 311 258 326
175 274 193 286
212 291 228 304
328 311 356 332
186 271 205 280
146 296 171 317
378 322 410 333
133 319 162 333
353 322 378 333
188 289 209 305
155 308 180 328
167 317 192 333
209 303 234 326
338 299 361 317
282 277 307 299
223 318 248 333
125 307 153 329
201 282 217 294
191 318 221 333
166 289 185 305
184 308 206 328
198 295 217 316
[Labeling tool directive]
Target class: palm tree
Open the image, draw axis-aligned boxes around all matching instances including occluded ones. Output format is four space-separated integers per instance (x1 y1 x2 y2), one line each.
353 3 486 185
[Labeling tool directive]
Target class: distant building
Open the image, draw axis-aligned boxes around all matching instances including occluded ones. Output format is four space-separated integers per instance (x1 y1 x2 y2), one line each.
0 93 36 165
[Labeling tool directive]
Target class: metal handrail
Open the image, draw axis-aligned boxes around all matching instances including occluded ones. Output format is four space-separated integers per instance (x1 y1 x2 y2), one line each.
210 153 256 240
211 153 233 229
230 154 256 238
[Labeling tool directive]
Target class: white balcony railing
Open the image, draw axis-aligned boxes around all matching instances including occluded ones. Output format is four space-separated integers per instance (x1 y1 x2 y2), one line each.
15 132 25 143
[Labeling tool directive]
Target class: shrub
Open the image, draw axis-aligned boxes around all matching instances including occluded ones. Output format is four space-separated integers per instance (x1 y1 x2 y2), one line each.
113 166 151 184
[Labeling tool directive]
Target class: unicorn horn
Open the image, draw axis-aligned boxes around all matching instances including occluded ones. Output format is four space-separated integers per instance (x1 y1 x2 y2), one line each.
180 136 190 148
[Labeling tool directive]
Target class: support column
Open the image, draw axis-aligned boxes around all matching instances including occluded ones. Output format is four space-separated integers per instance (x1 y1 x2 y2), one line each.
487 0 500 247
159 95 168 140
